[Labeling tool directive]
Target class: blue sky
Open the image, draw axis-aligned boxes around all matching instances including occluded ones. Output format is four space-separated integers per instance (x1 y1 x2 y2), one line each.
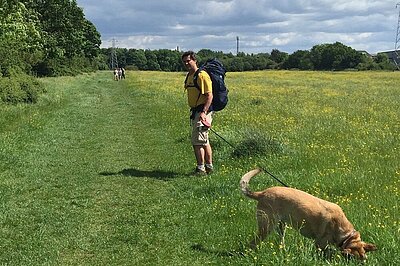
76 0 400 54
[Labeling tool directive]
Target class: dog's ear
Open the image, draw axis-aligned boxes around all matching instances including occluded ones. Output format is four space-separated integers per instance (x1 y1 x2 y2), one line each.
363 242 377 252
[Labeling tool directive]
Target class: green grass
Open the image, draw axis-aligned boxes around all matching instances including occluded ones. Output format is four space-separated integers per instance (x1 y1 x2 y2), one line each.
0 70 399 265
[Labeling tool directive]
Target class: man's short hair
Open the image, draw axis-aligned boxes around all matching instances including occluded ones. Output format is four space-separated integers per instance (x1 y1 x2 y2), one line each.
182 51 197 61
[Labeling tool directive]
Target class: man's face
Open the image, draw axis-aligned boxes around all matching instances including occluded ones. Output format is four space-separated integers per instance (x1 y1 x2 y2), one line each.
182 55 197 73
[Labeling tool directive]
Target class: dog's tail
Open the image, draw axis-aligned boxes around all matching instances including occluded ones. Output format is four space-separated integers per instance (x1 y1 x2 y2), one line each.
240 168 263 200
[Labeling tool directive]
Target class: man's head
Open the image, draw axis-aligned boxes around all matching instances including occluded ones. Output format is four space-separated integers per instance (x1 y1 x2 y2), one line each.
182 51 198 73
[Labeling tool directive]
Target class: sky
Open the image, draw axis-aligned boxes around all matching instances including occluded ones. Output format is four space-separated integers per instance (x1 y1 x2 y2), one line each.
76 0 400 55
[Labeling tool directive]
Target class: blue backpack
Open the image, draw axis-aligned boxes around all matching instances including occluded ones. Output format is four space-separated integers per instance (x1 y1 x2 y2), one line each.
192 58 229 112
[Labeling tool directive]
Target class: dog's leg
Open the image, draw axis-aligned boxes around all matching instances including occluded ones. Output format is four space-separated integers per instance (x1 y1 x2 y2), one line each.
278 221 286 248
249 209 275 249
314 241 334 260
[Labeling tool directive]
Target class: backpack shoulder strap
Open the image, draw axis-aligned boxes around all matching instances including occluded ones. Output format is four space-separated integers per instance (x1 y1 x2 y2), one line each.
184 73 190 88
184 70 200 88
192 68 201 90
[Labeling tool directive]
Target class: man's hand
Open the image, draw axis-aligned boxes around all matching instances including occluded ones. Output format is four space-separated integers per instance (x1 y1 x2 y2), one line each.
200 112 207 121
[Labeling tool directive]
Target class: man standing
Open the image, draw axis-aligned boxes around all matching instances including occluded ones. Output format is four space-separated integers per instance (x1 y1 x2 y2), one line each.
182 51 214 175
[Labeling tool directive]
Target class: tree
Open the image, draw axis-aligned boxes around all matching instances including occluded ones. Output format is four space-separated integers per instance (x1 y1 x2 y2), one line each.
0 0 102 104
154 49 181 71
250 53 272 70
145 50 160 70
197 49 215 61
226 57 244 72
284 50 313 70
311 42 362 70
127 49 148 70
0 1 43 75
270 49 288 68
82 20 101 59
374 53 395 70
116 48 128 67
25 0 101 75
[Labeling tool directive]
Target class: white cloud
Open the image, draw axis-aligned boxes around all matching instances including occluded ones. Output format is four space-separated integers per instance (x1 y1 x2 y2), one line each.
169 23 186 30
270 33 297 46
77 0 399 54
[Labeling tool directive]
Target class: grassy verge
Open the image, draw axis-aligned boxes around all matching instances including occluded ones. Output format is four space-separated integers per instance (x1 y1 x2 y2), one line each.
0 70 399 265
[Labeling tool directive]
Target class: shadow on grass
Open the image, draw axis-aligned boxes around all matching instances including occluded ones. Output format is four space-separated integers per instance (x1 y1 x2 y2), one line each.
191 243 246 257
99 168 179 180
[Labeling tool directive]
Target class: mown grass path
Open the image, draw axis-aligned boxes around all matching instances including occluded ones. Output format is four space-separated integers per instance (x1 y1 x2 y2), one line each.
1 72 188 265
1 71 399 265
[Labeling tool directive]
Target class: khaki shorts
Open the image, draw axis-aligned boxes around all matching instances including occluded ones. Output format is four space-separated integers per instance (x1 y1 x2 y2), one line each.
191 111 213 146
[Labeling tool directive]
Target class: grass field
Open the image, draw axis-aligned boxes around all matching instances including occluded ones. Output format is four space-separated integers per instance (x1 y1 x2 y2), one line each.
0 70 399 265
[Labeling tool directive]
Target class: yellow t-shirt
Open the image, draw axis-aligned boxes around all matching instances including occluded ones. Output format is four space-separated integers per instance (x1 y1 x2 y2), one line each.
185 70 212 108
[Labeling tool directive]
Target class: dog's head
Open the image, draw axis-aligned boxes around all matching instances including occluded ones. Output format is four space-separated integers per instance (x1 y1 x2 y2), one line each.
341 231 377 261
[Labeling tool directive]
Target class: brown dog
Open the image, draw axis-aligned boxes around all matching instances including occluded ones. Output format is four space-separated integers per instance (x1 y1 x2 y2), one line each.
240 168 377 261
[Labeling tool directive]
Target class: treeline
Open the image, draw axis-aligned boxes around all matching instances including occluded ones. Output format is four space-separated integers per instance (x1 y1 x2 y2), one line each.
1 1 396 105
0 0 101 103
101 42 395 72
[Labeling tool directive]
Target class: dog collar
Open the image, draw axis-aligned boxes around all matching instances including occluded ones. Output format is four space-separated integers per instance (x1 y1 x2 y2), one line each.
340 229 357 249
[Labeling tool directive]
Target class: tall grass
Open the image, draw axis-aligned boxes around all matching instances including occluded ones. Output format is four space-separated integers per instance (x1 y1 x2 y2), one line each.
0 70 398 265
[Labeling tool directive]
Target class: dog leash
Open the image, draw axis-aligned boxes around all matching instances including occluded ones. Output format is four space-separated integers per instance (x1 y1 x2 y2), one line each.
259 166 289 187
209 127 289 188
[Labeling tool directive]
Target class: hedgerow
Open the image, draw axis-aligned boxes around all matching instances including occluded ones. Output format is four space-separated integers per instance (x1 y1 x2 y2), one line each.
0 74 45 104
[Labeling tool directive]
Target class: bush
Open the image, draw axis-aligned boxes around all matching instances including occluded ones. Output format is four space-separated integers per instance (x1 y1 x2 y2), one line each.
232 130 284 158
33 56 98 77
0 74 45 104
125 65 138 71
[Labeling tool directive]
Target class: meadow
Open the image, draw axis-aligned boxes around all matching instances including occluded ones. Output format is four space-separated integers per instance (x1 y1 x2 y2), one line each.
0 70 399 265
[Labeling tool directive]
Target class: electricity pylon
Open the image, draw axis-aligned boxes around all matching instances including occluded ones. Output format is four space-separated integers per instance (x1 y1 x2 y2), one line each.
110 38 118 69
236 36 239 55
395 3 400 69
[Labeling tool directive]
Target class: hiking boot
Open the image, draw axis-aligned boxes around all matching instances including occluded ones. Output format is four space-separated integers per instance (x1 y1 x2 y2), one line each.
205 166 214 174
193 168 207 176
